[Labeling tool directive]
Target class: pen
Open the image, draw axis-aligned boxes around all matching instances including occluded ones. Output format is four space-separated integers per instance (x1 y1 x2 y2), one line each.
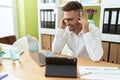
80 72 92 76
0 74 8 79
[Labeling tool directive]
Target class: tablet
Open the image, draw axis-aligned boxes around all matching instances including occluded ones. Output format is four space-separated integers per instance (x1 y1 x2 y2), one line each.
45 57 77 78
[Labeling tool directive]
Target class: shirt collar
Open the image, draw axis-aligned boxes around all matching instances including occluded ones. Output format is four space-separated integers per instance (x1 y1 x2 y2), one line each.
66 26 83 36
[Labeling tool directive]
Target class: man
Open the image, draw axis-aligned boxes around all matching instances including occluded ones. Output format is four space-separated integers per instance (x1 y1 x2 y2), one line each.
52 1 103 61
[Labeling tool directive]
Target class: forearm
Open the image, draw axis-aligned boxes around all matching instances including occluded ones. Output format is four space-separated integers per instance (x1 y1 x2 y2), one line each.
52 29 66 53
83 31 103 61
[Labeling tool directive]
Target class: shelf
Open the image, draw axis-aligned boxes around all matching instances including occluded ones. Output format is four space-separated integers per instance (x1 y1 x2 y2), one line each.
102 34 120 43
83 3 101 6
39 28 56 35
38 3 57 9
38 3 101 8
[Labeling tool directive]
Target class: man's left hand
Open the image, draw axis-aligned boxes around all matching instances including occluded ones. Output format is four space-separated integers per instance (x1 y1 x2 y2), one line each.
78 17 89 33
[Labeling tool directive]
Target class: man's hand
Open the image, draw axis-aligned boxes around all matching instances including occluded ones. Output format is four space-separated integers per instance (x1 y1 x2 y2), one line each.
78 17 89 33
59 19 66 29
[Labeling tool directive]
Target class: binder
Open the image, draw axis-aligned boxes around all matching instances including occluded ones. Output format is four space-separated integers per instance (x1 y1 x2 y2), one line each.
50 10 52 28
50 9 54 28
40 10 44 28
109 43 118 63
116 9 120 34
47 10 51 28
102 9 111 33
51 10 55 29
40 9 55 29
109 9 118 34
45 10 48 28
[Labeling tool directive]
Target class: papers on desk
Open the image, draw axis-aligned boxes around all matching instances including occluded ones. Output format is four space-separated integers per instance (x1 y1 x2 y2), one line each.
0 72 21 80
79 66 120 80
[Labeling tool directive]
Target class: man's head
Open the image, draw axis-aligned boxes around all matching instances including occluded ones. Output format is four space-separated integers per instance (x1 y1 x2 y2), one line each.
62 1 83 31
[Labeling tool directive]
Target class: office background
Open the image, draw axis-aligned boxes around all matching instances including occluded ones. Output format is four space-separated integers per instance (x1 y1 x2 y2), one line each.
16 0 101 39
16 0 38 39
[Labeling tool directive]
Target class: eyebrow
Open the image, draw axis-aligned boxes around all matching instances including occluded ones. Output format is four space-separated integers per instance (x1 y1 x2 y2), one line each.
63 18 74 21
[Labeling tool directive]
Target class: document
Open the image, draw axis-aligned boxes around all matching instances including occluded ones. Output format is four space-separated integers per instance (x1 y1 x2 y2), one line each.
79 66 120 80
0 72 21 80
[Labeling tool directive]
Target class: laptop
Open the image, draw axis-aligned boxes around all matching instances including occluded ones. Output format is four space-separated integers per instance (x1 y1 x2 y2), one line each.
45 57 77 78
26 35 56 67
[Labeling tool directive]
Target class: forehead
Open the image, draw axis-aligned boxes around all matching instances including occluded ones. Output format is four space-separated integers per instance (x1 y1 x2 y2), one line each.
63 10 79 18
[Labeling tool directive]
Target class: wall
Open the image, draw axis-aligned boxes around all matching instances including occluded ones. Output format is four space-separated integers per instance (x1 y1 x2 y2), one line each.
16 0 38 39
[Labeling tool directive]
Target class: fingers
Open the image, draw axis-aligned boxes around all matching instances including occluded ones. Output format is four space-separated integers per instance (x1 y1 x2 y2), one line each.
78 16 85 20
59 18 66 29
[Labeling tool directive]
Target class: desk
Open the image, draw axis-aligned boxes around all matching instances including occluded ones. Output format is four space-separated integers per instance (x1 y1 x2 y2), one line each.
1 48 120 80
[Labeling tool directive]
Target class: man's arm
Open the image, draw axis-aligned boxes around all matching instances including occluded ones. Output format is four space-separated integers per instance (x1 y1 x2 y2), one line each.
52 19 67 53
83 25 103 61
78 17 103 61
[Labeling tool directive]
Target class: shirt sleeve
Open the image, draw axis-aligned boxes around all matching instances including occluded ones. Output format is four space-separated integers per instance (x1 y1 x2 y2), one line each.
52 28 67 53
83 25 103 61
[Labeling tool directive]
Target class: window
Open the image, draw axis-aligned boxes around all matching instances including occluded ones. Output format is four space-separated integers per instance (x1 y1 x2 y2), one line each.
0 0 18 37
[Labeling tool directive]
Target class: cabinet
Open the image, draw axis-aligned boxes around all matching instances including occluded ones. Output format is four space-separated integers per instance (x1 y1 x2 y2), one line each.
41 34 54 50
117 44 120 64
101 42 109 62
100 0 120 43
101 41 120 64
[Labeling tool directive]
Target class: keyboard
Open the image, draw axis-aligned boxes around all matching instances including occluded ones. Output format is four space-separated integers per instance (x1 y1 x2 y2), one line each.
41 51 56 57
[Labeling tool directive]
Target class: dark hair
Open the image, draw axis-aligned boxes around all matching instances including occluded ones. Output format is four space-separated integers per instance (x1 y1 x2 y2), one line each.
62 1 83 11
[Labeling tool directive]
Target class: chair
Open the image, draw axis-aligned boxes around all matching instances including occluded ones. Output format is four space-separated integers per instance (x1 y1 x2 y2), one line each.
0 35 16 45
26 35 39 52
12 36 28 49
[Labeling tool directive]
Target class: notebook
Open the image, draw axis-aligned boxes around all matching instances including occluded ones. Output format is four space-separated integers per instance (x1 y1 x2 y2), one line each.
45 57 77 78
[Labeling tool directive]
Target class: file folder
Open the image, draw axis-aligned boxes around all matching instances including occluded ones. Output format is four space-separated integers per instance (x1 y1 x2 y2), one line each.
109 9 118 34
40 10 46 28
45 10 48 28
51 10 55 29
40 9 55 29
102 9 111 33
45 57 77 78
116 9 120 34
47 10 51 28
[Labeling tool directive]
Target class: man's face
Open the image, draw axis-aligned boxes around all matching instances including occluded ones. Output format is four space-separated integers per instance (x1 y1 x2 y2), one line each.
63 10 80 31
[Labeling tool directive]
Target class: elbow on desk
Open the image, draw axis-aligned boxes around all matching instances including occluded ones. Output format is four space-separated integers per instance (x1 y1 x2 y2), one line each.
90 52 103 62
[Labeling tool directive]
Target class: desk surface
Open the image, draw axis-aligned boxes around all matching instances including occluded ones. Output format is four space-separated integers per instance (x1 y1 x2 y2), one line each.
1 47 120 80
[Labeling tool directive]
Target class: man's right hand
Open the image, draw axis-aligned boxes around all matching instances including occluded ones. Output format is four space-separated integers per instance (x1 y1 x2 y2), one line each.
59 19 66 29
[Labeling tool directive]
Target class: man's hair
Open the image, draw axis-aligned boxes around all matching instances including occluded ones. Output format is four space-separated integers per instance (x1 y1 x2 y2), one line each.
62 1 83 11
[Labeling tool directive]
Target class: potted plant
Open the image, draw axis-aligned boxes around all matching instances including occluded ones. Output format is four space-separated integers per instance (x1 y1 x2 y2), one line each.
85 8 97 24
0 45 5 64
